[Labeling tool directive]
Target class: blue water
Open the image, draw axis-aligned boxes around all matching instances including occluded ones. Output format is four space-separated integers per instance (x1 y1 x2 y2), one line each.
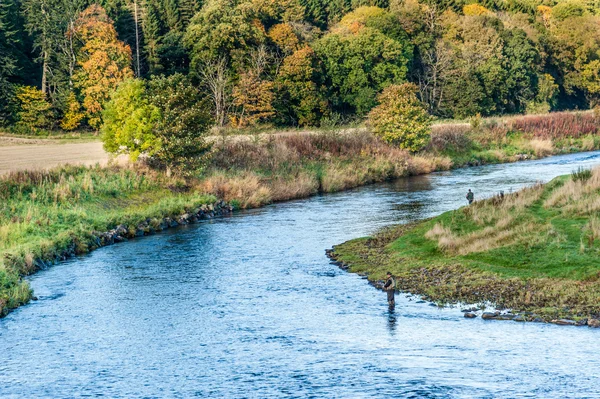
2 151 600 398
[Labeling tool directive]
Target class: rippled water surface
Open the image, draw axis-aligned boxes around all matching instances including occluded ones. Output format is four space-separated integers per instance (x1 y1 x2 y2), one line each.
2 152 600 398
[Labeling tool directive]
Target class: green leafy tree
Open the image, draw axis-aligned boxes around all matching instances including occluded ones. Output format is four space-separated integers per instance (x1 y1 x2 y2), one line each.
275 45 328 126
501 27 541 113
184 0 266 68
147 74 213 175
314 6 412 115
368 83 432 152
102 78 161 161
102 75 213 175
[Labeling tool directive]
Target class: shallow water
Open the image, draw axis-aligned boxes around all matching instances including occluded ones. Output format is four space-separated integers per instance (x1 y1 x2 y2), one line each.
2 151 600 398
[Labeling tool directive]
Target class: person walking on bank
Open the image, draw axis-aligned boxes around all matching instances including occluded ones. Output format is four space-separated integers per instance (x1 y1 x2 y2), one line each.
466 189 474 205
384 272 396 307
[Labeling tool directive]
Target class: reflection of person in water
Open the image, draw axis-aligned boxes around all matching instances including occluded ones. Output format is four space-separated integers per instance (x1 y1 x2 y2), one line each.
387 309 397 335
384 272 395 307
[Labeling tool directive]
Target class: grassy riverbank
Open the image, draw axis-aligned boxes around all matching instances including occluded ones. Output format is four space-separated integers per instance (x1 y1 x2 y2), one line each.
0 166 218 316
1 110 599 317
331 167 600 323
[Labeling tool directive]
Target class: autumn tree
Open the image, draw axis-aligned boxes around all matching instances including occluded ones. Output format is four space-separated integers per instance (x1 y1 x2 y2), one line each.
60 92 85 130
72 5 134 129
275 46 327 126
368 83 432 152
231 46 276 126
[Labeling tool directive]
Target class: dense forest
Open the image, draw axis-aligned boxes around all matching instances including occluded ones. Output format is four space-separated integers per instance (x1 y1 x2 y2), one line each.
1 0 599 132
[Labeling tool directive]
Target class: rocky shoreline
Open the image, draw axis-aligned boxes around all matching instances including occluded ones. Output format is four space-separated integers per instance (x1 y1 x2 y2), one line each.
325 249 600 328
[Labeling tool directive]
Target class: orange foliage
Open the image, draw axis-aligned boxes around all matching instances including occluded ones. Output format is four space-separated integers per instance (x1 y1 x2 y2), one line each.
232 71 275 127
72 5 133 129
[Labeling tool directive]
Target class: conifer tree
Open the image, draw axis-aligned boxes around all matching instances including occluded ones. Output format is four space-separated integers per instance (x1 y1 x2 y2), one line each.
0 0 18 123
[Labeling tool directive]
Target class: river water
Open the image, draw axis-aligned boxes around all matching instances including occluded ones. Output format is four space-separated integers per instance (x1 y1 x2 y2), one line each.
2 151 600 398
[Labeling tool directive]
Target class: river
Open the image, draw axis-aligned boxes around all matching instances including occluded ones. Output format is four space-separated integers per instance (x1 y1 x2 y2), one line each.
2 151 600 398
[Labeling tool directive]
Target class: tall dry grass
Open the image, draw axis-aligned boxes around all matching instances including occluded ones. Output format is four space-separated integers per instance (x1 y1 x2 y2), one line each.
426 183 546 255
544 167 600 214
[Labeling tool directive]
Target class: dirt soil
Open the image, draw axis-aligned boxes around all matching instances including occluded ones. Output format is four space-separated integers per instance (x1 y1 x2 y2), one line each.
0 140 109 175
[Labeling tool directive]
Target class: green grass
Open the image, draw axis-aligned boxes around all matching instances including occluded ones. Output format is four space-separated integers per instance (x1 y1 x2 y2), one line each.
332 169 600 321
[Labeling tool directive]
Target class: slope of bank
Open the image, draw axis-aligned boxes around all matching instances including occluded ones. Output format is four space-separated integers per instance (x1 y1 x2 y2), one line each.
330 167 600 325
2 111 600 317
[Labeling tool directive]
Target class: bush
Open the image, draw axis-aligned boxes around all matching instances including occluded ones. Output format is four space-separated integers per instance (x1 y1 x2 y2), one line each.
368 83 432 152
572 166 592 182
15 86 52 133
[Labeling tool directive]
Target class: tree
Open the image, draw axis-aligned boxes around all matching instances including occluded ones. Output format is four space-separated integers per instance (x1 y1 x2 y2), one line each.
146 74 213 175
102 75 213 175
548 15 600 107
314 7 412 115
72 5 134 129
60 92 85 130
232 69 276 126
275 45 327 126
268 23 301 55
0 0 19 124
184 0 266 69
501 28 540 113
199 57 232 128
15 85 53 132
368 83 432 152
102 78 160 160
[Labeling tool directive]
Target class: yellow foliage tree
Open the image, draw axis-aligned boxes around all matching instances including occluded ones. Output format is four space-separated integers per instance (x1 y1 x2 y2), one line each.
15 86 52 133
60 92 85 131
268 23 300 54
72 5 134 129
537 5 553 28
463 4 491 16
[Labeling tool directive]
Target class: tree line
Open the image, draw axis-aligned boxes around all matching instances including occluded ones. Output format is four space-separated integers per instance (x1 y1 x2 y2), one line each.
1 0 599 134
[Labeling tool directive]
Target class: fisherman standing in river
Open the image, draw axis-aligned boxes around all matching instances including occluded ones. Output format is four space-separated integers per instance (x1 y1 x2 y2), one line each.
466 189 474 205
384 272 396 307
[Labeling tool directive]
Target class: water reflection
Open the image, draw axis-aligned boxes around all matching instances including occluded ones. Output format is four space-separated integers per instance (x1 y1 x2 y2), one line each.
387 308 397 335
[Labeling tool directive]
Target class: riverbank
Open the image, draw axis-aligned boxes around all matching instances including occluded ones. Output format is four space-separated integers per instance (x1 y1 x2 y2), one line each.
329 167 600 326
0 165 232 316
2 111 600 317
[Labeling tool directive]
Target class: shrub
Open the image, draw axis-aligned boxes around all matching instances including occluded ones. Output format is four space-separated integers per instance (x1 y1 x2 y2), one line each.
572 167 593 182
368 83 432 152
15 86 52 133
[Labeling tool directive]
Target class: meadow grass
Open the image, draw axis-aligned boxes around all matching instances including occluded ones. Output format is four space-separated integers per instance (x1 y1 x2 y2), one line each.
332 168 600 321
